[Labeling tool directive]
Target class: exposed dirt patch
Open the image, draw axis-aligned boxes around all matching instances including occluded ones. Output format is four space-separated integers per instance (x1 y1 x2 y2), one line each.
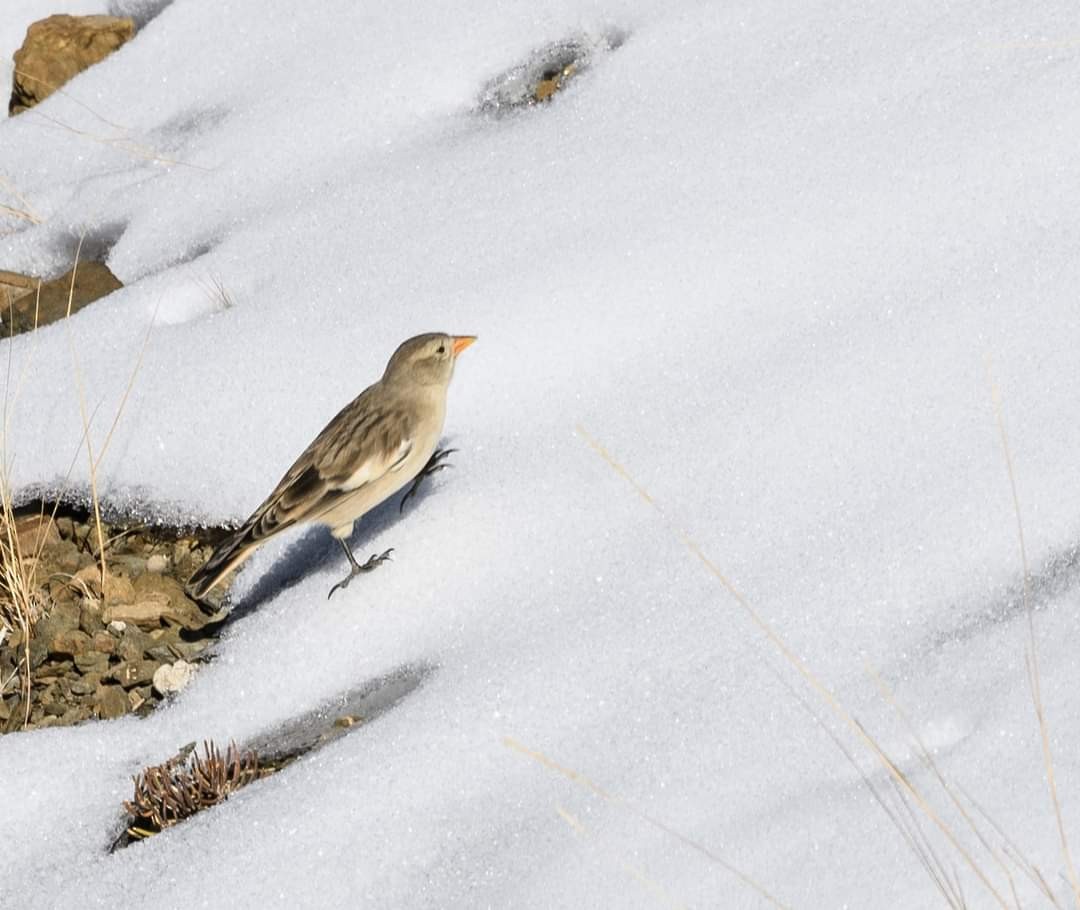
0 503 230 732
478 30 627 114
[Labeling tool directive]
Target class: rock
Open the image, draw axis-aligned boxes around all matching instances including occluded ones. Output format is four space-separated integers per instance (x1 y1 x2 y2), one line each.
152 660 195 696
104 572 136 605
79 602 105 635
3 698 25 731
43 700 65 717
115 626 153 662
60 705 91 725
35 601 80 640
28 636 48 669
109 555 147 577
13 514 60 554
10 15 136 115
55 517 76 540
145 553 168 573
73 651 109 675
53 539 83 574
90 631 116 654
47 629 91 659
69 677 96 696
47 578 76 608
73 565 135 604
108 659 156 689
93 683 128 719
107 620 126 636
0 262 124 337
106 573 211 630
102 599 167 628
165 639 208 662
145 644 174 663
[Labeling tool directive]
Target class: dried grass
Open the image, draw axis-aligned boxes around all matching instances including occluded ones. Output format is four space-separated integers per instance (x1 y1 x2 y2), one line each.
124 740 260 839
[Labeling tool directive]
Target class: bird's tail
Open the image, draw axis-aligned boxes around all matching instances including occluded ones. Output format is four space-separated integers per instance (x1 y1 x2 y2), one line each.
185 523 261 608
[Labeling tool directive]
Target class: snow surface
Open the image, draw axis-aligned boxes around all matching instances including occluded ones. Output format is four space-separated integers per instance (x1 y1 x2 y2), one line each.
2 0 1080 906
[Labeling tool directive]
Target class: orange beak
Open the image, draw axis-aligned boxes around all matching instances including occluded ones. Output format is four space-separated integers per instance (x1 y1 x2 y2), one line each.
451 335 477 356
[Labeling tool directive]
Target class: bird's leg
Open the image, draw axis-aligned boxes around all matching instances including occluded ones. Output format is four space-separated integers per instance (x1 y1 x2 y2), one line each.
399 447 458 514
327 541 394 599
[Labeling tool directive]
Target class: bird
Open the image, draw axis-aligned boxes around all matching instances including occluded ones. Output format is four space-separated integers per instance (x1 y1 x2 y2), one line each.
186 332 476 607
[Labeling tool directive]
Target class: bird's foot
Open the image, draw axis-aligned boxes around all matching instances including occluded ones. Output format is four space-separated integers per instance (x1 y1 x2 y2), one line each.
399 447 458 513
327 548 394 600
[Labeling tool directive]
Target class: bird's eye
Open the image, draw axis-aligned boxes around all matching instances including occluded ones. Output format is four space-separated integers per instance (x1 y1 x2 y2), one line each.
437 345 445 354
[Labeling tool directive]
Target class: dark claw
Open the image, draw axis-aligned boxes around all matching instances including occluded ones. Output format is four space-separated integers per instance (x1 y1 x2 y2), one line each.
400 447 458 513
327 546 395 599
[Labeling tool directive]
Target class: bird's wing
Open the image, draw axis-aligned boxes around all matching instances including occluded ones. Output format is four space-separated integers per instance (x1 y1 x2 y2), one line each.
242 387 416 543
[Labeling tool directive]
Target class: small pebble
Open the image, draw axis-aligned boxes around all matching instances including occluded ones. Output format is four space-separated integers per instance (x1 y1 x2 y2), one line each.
107 620 126 636
145 554 168 573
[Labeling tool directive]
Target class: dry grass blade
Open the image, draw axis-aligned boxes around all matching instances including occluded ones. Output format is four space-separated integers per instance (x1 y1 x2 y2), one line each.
961 782 1063 907
555 805 690 910
987 361 1080 907
11 66 133 133
0 176 43 226
63 237 156 591
574 423 1012 908
504 737 790 909
863 665 1027 906
124 740 260 838
62 238 108 588
1 279 51 728
199 274 235 310
763 655 975 908
26 106 210 171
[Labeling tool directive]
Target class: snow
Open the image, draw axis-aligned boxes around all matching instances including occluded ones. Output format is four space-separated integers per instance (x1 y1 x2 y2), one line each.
2 0 1080 906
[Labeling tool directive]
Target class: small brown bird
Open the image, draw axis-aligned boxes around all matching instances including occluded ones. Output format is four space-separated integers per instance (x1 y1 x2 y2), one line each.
186 332 476 605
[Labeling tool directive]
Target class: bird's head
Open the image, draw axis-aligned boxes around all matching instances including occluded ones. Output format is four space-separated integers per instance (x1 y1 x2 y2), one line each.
384 332 476 387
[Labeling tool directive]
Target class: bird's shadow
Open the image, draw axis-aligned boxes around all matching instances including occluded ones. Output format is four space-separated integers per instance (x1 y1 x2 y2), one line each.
213 442 457 629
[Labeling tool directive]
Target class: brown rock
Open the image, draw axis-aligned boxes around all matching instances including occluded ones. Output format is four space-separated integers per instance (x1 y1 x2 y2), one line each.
74 651 109 675
93 683 127 719
115 626 152 661
60 705 91 725
53 538 82 572
103 572 136 605
103 599 167 628
10 15 136 115
72 564 135 604
35 601 80 640
69 677 96 696
28 636 48 669
107 659 156 689
79 602 105 635
47 578 77 607
90 631 116 654
0 262 124 337
13 513 60 555
107 573 210 629
48 628 90 659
